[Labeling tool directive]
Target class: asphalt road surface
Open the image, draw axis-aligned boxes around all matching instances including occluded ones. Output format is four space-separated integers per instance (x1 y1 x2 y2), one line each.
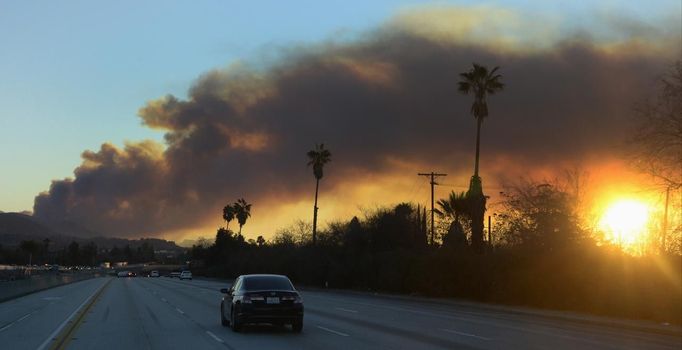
0 276 680 349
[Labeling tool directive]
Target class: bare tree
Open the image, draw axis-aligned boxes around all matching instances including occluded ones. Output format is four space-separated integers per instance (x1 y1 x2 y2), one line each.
629 61 682 253
629 61 682 190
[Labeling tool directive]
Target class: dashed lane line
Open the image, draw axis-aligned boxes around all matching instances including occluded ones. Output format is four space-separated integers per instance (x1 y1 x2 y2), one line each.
0 311 37 332
316 325 350 337
440 328 491 341
335 307 358 313
206 331 225 343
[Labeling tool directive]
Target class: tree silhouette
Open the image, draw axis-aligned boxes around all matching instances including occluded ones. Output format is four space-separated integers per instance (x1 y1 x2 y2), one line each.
223 205 236 231
435 191 470 247
629 61 682 190
307 143 332 246
436 191 469 224
458 63 504 252
42 238 51 263
234 198 252 236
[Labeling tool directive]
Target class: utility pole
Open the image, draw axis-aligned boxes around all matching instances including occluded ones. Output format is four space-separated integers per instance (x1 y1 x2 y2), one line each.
418 172 447 245
488 215 492 247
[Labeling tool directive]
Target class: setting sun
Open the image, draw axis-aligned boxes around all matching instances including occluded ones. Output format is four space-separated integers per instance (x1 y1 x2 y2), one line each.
599 199 650 246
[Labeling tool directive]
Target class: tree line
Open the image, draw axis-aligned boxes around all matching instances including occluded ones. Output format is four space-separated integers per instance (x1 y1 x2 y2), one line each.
0 240 161 267
190 178 681 324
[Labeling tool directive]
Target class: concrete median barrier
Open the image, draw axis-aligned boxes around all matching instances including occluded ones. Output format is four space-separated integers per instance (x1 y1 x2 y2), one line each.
0 271 103 302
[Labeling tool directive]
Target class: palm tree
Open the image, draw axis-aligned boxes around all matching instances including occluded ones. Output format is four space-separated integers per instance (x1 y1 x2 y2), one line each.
435 191 470 247
233 198 252 236
222 205 236 231
307 143 332 246
458 63 504 252
436 191 470 224
458 63 504 180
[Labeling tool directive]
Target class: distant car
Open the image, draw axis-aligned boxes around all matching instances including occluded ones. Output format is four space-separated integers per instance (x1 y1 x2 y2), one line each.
150 270 160 277
128 271 137 277
220 274 303 333
180 271 192 280
169 271 181 278
117 271 129 278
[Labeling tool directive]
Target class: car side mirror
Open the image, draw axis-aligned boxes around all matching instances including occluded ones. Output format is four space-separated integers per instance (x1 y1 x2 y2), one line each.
220 288 228 294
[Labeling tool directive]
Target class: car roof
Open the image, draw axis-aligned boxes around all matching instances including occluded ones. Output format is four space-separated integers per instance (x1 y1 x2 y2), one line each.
240 274 288 279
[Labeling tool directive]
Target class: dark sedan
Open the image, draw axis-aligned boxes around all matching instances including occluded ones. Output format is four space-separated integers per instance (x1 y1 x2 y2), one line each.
220 274 304 332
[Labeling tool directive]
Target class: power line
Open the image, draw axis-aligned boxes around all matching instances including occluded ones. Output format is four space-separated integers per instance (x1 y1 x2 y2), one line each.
418 172 447 245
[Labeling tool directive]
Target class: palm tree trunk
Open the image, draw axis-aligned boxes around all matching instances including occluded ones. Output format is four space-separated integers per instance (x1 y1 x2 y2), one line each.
474 116 482 177
312 178 320 246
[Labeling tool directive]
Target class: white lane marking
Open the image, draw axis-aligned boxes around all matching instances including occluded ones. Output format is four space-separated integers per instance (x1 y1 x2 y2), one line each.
36 279 108 350
440 328 491 341
0 311 35 332
206 331 224 343
334 307 358 313
309 295 604 345
306 293 616 344
175 308 185 315
161 298 168 303
316 325 350 337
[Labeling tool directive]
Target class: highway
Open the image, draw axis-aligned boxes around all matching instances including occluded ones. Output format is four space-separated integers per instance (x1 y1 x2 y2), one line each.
0 276 680 350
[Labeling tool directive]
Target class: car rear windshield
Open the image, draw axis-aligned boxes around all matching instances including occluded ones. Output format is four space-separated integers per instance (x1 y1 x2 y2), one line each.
243 276 293 291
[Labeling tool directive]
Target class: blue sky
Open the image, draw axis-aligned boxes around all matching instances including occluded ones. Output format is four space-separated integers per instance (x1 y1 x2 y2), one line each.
0 0 679 213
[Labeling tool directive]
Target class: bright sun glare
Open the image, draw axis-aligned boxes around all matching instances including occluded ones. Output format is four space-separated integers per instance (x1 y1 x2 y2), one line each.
599 199 650 246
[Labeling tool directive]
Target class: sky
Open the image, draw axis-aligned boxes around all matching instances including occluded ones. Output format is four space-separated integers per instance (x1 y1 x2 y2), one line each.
1 1 680 243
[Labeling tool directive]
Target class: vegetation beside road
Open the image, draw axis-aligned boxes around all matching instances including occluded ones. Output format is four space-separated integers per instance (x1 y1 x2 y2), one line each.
189 192 681 325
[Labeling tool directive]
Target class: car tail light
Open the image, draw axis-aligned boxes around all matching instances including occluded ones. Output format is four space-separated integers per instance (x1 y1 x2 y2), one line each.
242 295 264 304
282 295 303 304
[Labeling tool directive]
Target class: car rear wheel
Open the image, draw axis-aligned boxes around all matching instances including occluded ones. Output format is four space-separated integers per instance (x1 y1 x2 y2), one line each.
231 309 241 332
220 304 229 327
292 319 303 333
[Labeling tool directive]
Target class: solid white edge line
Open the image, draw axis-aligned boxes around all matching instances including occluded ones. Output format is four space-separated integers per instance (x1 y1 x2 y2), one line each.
440 328 491 341
316 325 350 337
0 323 13 332
206 331 224 343
334 307 358 313
36 278 108 350
16 313 32 322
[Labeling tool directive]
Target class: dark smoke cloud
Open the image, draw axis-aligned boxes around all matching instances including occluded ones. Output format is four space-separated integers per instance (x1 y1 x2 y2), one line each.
33 8 680 238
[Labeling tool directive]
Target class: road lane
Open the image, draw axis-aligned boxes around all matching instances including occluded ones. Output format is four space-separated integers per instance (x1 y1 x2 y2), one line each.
0 277 108 350
68 277 226 350
1 276 680 349
128 277 682 350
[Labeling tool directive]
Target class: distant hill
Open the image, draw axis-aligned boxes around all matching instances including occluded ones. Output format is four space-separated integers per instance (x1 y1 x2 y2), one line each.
0 212 184 252
0 212 55 239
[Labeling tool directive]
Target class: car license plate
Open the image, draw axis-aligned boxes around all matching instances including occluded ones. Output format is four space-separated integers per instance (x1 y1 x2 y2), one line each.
266 297 280 304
